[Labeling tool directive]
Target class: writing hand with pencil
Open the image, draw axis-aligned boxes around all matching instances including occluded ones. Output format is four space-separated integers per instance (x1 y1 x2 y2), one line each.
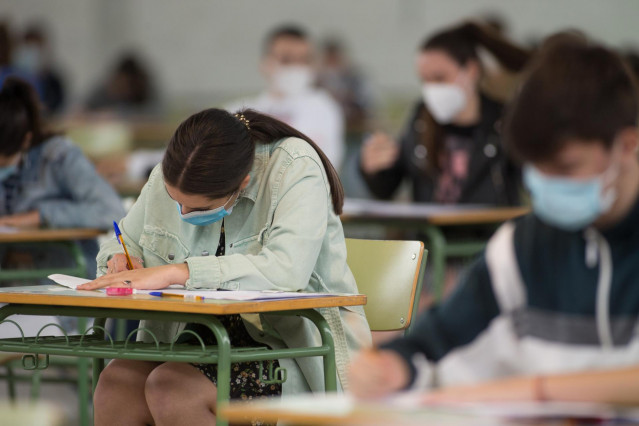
77 221 190 291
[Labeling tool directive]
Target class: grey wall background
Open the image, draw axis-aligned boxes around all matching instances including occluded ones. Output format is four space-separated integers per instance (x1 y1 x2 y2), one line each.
2 0 638 109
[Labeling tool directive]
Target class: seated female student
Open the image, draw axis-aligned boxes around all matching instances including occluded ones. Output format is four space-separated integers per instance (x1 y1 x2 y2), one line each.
78 108 372 424
0 77 125 280
360 22 529 205
348 34 639 404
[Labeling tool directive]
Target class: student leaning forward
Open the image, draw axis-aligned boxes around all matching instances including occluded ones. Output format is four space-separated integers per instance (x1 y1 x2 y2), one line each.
79 108 372 425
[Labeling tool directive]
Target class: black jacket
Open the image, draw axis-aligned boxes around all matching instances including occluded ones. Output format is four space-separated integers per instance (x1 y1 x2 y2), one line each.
361 95 520 205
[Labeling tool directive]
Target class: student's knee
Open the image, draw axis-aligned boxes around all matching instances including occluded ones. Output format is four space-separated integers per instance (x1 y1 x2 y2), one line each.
144 363 183 414
94 359 136 406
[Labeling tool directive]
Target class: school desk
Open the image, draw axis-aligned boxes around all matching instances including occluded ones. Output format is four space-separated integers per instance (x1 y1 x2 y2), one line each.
0 228 105 282
341 199 529 300
0 286 366 426
219 393 639 425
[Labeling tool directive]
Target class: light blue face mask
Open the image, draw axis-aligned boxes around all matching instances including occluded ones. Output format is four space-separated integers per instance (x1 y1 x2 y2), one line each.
523 164 617 231
177 191 238 226
0 164 17 182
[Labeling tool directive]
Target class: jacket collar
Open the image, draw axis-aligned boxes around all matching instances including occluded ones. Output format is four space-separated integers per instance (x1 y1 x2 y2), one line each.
238 142 270 202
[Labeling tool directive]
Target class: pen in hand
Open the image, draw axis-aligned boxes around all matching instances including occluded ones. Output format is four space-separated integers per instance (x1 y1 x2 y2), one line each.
113 221 134 270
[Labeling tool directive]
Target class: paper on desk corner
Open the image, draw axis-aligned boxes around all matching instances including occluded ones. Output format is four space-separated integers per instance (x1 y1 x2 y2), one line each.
47 274 186 290
48 274 91 289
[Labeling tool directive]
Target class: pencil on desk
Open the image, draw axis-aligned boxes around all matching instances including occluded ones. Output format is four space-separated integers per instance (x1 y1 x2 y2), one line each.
149 291 205 301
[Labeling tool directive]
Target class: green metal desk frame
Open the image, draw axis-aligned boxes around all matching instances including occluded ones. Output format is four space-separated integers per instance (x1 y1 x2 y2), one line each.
422 224 491 300
0 303 337 426
0 241 87 282
0 239 93 424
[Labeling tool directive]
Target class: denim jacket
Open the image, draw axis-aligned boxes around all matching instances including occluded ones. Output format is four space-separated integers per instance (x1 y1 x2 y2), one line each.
0 136 125 277
96 137 372 394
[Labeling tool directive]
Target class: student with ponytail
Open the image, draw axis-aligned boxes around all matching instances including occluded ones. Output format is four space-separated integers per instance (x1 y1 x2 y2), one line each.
361 21 529 205
0 77 124 279
79 108 371 425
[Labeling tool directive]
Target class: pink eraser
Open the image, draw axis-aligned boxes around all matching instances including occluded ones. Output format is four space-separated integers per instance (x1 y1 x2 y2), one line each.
106 287 133 296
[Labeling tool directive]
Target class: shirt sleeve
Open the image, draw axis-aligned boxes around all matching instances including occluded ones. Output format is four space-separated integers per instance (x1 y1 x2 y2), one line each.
94 166 158 277
381 255 500 387
36 143 126 229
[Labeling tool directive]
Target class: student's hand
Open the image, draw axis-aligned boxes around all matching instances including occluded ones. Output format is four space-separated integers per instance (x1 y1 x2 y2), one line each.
360 132 399 175
106 254 144 274
0 211 41 228
347 349 411 399
77 263 190 291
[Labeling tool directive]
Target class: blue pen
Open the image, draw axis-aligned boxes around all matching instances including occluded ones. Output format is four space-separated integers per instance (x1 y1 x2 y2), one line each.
113 221 134 270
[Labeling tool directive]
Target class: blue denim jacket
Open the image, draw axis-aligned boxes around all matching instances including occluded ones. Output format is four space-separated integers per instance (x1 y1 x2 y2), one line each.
0 136 126 278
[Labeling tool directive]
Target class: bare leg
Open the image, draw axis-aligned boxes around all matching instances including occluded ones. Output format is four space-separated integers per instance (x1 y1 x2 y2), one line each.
94 359 160 426
145 362 218 426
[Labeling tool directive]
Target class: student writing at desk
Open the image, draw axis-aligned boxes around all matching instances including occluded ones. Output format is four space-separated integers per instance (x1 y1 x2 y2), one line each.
0 77 125 280
78 108 372 425
349 35 639 405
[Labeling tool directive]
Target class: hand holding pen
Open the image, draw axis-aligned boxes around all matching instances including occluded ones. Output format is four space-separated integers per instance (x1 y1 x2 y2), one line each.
107 221 144 274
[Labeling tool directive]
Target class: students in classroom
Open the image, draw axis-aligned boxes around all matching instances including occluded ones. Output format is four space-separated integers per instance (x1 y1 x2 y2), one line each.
348 35 639 404
227 25 345 170
360 22 529 206
77 108 371 424
0 77 125 280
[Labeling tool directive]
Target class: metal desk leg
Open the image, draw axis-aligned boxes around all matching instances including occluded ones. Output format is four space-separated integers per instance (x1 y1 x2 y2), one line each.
423 224 447 301
299 310 337 391
200 317 231 426
77 357 90 426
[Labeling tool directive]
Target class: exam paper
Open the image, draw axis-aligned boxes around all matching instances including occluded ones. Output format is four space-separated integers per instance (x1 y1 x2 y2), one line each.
0 225 18 233
47 274 185 290
48 274 91 289
48 274 337 300
133 289 336 301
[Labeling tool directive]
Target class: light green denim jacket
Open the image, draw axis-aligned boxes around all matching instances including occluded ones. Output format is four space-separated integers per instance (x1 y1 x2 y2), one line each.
96 137 372 394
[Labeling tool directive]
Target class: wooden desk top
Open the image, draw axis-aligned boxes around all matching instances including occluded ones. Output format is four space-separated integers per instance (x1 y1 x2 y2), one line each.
341 198 529 226
220 396 630 425
219 397 485 426
0 228 106 243
0 286 366 315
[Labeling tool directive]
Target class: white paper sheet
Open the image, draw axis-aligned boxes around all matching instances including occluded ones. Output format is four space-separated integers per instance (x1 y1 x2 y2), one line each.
134 288 336 301
47 274 91 289
47 274 338 300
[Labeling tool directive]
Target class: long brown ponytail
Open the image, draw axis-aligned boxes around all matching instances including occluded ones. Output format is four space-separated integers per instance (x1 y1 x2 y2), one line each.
162 108 344 215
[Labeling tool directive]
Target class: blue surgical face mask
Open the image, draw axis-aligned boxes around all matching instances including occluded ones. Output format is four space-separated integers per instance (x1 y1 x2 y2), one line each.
0 164 17 182
523 164 617 231
177 191 238 226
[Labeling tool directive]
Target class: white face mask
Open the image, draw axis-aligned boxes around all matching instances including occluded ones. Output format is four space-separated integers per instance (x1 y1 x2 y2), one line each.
272 66 314 97
421 83 467 124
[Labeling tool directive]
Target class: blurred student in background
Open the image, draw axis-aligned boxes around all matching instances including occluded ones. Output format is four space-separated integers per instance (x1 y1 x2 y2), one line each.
0 21 42 99
349 34 639 405
318 38 373 132
227 25 345 170
360 22 529 206
13 23 66 114
0 77 125 280
85 52 158 116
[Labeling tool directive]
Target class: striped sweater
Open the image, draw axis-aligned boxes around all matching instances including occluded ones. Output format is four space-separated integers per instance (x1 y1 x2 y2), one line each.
384 195 639 388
